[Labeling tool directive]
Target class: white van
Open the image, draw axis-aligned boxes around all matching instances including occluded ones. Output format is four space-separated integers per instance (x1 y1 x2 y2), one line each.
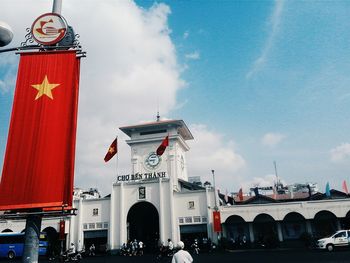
316 230 350 252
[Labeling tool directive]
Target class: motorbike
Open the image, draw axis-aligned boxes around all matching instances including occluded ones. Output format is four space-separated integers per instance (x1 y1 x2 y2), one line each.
61 249 84 262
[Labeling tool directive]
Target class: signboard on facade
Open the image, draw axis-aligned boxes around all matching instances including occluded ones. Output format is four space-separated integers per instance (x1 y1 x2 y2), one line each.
117 171 167 182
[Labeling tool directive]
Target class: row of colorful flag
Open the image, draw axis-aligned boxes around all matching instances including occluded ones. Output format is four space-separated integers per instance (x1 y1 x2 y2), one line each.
103 135 169 162
223 180 350 202
325 180 349 196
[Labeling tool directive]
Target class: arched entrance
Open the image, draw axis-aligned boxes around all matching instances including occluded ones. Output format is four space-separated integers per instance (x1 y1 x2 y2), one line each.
42 227 60 258
313 210 338 239
1 229 13 233
253 213 278 248
341 210 350 229
282 212 306 247
127 201 159 252
224 215 249 248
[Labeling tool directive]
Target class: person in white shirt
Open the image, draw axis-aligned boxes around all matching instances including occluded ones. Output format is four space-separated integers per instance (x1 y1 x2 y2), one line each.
172 241 193 263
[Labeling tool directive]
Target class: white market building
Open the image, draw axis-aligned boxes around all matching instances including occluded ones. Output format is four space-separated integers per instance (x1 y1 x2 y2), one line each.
1 119 350 252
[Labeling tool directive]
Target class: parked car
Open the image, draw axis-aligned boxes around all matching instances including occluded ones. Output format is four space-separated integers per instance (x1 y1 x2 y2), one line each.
316 230 350 252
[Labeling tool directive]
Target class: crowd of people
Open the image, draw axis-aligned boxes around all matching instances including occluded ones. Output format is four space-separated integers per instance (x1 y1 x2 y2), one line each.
120 239 144 256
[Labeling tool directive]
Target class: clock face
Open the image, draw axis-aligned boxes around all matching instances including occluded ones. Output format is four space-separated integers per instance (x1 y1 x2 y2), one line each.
145 152 160 169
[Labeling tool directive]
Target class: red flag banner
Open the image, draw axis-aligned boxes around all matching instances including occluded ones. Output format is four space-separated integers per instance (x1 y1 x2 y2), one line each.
0 51 80 210
213 211 222 232
238 188 243 201
156 135 169 156
59 220 65 240
104 138 117 162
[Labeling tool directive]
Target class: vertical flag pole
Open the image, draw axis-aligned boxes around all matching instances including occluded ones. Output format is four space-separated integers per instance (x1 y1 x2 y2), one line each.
115 136 119 177
52 0 62 14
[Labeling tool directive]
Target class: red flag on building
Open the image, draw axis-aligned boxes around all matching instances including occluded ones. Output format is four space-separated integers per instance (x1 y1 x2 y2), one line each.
156 135 169 156
104 138 118 162
213 211 222 232
0 51 80 210
342 180 349 195
238 188 243 201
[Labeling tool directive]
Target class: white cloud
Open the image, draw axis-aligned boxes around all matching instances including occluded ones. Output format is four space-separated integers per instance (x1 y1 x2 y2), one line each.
330 143 350 162
261 132 286 147
0 1 245 197
185 51 200 60
187 124 246 190
0 1 185 195
246 0 284 79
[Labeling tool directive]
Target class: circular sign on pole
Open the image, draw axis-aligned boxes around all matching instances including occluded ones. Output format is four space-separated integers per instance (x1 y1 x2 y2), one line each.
31 13 68 45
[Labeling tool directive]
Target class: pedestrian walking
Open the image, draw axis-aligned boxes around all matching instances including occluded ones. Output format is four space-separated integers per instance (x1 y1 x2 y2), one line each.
172 241 193 263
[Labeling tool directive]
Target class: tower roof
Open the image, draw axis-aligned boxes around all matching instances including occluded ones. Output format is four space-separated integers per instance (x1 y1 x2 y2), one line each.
119 119 194 140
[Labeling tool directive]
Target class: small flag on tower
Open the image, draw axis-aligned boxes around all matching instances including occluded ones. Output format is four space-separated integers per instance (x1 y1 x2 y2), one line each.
342 180 349 195
156 135 169 156
104 138 117 162
325 182 331 197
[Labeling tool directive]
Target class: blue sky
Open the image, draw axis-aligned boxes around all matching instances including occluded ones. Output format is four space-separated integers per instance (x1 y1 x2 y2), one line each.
1 1 350 195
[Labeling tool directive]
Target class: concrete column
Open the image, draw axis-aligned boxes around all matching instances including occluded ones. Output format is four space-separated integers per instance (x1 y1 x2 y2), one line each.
306 220 313 236
276 222 283 242
159 178 165 244
248 223 254 243
336 219 341 230
119 183 126 246
169 168 176 242
68 202 76 247
77 198 84 251
167 144 177 243
108 185 115 250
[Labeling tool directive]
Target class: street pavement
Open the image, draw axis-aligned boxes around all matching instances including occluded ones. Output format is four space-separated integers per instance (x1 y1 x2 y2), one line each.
4 248 350 263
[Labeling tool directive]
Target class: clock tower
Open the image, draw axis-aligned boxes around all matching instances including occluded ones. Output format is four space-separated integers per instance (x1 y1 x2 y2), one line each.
119 119 193 182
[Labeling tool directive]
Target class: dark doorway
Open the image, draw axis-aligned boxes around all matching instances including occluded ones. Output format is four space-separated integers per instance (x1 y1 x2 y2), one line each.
313 210 338 239
180 224 207 249
84 230 108 254
42 227 60 258
127 201 159 252
253 213 278 248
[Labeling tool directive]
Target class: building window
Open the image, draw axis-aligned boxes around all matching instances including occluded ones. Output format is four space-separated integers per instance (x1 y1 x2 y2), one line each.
179 218 184 224
193 216 201 223
83 224 88 230
139 186 146 199
103 222 109 229
88 223 95 229
92 208 98 216
96 222 103 229
185 217 192 223
188 201 195 209
202 216 207 223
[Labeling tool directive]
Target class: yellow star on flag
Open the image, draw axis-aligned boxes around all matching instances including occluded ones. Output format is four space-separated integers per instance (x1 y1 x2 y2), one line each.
31 75 60 100
108 146 115 154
